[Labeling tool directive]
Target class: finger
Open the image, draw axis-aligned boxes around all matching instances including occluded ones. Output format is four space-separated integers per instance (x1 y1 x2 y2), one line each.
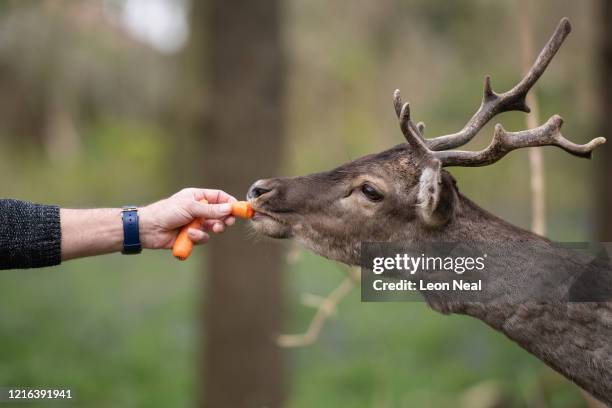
202 220 225 233
188 228 210 245
194 189 238 204
224 216 236 226
202 219 217 230
189 201 232 219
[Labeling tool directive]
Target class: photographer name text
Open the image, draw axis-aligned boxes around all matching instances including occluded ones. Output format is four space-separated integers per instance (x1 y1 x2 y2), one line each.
372 279 482 292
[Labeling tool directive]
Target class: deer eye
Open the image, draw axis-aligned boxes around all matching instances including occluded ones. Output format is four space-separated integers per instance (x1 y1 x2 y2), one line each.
361 183 384 202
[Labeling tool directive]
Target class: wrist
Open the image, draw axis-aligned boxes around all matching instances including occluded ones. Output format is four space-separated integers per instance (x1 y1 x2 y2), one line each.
138 205 160 250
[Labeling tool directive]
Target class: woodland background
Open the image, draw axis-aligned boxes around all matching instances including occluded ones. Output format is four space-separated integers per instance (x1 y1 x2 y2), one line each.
0 0 611 407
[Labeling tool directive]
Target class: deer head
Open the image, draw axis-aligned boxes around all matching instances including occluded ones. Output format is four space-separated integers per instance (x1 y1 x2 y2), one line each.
247 18 605 265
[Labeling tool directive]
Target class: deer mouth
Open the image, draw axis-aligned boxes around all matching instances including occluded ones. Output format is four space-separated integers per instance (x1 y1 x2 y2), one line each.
249 206 293 239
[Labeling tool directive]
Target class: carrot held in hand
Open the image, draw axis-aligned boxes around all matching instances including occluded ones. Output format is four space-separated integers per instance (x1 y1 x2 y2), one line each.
172 199 253 260
231 201 255 219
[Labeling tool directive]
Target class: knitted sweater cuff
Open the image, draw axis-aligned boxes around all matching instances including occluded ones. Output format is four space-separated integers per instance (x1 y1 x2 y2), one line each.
0 200 62 269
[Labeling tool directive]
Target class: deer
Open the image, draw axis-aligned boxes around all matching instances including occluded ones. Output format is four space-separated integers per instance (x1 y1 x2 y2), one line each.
246 18 611 405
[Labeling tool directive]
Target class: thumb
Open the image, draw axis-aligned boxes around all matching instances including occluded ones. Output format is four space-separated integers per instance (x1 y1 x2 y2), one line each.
189 201 232 219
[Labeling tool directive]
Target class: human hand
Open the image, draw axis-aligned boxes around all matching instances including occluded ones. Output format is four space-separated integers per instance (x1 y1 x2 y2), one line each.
139 188 237 249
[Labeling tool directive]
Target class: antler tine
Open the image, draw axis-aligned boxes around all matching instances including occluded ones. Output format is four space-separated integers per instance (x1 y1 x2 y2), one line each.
427 18 572 152
393 89 403 118
393 89 430 155
434 115 607 167
416 122 426 137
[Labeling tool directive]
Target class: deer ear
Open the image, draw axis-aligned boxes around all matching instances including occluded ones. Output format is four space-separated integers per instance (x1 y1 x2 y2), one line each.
416 160 456 227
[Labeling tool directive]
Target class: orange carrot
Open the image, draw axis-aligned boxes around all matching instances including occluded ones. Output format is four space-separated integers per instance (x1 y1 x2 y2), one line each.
172 199 253 260
231 201 254 219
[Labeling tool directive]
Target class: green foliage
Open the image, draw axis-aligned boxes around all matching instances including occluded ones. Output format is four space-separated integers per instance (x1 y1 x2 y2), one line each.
0 118 170 207
0 252 198 407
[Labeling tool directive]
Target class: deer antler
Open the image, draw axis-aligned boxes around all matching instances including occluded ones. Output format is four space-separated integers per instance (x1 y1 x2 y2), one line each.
435 115 606 167
393 17 606 167
393 90 429 155
426 17 572 151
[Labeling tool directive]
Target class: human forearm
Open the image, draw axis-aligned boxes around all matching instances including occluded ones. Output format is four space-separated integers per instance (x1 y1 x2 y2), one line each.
59 207 177 260
60 208 125 260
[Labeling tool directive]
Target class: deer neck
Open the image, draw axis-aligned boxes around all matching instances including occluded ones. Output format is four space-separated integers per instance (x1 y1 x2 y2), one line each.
420 192 547 245
400 191 555 312
403 193 612 405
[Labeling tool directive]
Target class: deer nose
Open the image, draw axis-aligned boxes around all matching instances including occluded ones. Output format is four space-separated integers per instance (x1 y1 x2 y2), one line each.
247 180 276 200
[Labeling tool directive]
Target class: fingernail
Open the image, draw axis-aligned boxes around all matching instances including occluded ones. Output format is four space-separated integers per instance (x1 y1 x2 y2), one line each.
218 203 232 213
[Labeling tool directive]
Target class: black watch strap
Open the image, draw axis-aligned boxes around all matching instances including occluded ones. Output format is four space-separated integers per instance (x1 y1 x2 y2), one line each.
121 206 142 255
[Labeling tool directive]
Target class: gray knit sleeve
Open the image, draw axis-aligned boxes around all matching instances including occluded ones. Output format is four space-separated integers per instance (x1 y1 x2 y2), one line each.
0 199 62 269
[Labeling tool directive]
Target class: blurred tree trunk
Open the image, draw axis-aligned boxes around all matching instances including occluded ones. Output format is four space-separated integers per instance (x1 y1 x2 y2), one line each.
598 0 612 240
191 1 287 407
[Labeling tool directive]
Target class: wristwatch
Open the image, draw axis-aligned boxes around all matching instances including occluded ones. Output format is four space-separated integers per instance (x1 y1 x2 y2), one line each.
121 206 142 254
